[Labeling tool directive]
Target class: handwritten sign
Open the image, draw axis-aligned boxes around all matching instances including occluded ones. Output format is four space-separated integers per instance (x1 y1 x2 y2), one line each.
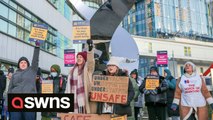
145 75 159 90
90 75 129 104
41 80 53 93
72 21 90 44
29 23 48 42
64 49 75 67
58 113 111 120
111 115 127 120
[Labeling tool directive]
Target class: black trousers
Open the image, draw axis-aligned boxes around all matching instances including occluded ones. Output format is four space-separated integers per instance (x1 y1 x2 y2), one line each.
134 107 141 120
147 105 167 120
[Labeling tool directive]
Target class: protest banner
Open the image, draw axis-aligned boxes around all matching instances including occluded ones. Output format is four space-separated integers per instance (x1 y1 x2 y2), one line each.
29 23 48 42
64 49 75 67
58 113 111 120
72 21 90 44
90 75 129 104
157 51 168 67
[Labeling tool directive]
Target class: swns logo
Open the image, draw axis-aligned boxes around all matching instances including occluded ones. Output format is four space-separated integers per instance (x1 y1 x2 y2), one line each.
8 94 74 112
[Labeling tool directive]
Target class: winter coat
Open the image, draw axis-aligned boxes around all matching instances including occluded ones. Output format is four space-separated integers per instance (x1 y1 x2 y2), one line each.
65 48 97 114
164 69 179 116
0 72 6 99
42 75 66 118
139 75 168 106
8 47 39 94
97 69 135 116
134 77 143 108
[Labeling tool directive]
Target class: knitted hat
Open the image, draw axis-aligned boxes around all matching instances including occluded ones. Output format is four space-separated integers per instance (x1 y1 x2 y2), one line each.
77 51 87 61
107 56 121 67
51 64 61 74
18 57 30 69
150 66 158 73
184 61 196 73
37 67 41 76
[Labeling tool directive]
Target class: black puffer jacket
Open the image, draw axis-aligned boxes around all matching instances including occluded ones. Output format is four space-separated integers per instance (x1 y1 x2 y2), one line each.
139 75 168 106
0 70 6 99
97 69 135 116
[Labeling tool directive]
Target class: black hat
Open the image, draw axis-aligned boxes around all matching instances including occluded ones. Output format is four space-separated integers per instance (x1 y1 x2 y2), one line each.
8 68 14 73
150 66 158 73
130 69 138 79
18 57 30 69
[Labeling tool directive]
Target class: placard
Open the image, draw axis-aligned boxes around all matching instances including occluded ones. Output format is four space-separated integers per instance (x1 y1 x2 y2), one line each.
145 75 159 90
29 23 48 42
41 80 53 93
157 51 168 67
90 75 129 104
58 113 111 120
72 21 90 44
64 49 75 67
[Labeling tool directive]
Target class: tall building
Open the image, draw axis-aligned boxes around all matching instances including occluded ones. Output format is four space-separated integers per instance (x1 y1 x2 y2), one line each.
123 0 213 41
0 0 72 75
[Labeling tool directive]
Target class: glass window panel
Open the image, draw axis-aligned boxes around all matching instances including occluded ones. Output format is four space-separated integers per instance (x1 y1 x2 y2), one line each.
24 18 31 31
0 19 8 33
25 11 32 19
17 6 24 14
17 14 25 27
9 1 17 9
17 28 24 40
24 31 30 42
9 9 17 23
0 3 8 18
8 23 16 37
3 0 9 3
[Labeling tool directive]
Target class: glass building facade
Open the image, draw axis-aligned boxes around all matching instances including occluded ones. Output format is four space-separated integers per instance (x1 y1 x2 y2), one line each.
0 0 72 58
123 0 213 41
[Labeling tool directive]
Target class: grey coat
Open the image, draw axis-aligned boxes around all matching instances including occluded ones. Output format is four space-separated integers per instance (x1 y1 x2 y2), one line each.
8 47 40 93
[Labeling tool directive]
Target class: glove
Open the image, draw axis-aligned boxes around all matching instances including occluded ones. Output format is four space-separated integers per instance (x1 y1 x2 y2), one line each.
171 103 178 111
210 103 213 110
87 39 93 51
156 87 161 93
35 40 41 47
150 90 158 95
144 89 150 95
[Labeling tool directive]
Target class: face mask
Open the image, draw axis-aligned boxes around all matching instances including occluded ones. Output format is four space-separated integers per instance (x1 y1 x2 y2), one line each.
51 72 58 77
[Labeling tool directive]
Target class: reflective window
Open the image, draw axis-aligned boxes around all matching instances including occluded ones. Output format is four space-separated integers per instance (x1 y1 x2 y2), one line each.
0 19 8 33
0 3 8 18
8 23 16 37
17 14 25 27
24 18 31 31
17 27 24 40
9 9 17 23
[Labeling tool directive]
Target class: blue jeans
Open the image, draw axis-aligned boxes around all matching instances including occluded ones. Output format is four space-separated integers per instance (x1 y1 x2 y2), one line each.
10 112 36 120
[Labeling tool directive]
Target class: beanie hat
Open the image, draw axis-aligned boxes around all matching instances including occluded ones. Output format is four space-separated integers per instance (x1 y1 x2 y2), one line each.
77 51 87 61
51 64 61 74
18 57 30 69
150 66 158 73
107 56 121 68
130 69 138 78
184 61 196 73
8 68 14 73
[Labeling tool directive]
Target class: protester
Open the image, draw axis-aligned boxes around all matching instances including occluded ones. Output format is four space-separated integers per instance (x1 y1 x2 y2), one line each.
41 64 66 120
139 66 168 120
0 70 6 120
3 68 14 120
96 56 135 116
164 69 180 120
171 62 213 120
8 42 40 120
128 69 143 120
65 40 97 114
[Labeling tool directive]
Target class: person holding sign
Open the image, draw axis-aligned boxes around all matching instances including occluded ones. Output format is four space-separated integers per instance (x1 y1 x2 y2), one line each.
42 64 66 120
171 62 213 120
8 41 41 120
65 40 97 114
139 66 168 120
96 56 135 117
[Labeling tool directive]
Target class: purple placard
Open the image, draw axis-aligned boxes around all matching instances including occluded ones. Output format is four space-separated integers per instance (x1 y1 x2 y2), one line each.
64 49 75 67
157 51 168 67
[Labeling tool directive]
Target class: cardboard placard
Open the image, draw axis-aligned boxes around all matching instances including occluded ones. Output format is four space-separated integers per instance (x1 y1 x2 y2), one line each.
41 80 53 93
29 23 48 42
157 51 168 67
111 115 127 120
145 75 159 90
90 75 129 104
72 21 90 44
57 113 111 120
